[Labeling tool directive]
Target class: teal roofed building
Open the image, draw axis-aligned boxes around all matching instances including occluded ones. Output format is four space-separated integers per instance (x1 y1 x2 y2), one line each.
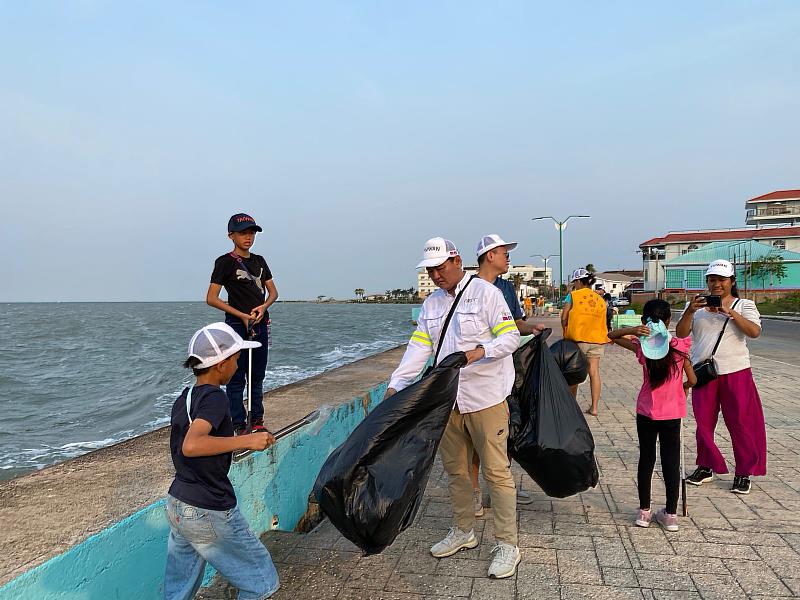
662 241 800 293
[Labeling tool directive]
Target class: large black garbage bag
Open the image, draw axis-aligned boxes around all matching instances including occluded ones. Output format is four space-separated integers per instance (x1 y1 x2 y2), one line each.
549 339 588 386
508 330 599 498
313 352 467 554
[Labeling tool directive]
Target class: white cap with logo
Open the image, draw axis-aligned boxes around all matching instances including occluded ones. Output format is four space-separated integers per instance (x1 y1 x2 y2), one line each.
188 322 261 368
706 259 735 278
476 234 518 257
417 237 460 268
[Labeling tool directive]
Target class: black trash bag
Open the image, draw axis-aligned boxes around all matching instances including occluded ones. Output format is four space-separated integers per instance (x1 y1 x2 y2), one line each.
313 352 467 555
548 339 588 386
508 330 599 498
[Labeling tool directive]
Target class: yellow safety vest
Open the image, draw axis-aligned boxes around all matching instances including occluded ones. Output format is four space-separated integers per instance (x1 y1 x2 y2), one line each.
565 288 609 344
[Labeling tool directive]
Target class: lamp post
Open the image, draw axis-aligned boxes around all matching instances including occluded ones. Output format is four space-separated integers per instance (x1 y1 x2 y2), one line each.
532 215 590 300
531 254 556 299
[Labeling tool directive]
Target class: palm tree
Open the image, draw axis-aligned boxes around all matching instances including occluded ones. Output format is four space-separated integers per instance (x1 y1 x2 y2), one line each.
585 263 596 273
510 273 525 291
354 288 365 302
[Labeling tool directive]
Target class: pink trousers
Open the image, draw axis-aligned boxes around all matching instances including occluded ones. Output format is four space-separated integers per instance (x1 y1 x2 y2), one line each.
692 368 767 476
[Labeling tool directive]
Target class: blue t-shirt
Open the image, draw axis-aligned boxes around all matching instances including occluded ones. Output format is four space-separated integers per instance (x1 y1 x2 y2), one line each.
494 277 524 320
169 384 236 510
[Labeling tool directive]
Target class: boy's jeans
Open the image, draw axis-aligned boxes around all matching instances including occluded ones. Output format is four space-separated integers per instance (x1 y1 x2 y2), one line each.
224 318 270 426
164 495 279 600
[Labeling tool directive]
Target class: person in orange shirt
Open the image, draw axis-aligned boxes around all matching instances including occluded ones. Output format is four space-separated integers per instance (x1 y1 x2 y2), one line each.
561 268 610 416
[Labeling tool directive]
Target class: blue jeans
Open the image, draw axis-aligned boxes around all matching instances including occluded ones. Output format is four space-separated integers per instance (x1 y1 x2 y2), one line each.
225 318 269 426
164 495 279 600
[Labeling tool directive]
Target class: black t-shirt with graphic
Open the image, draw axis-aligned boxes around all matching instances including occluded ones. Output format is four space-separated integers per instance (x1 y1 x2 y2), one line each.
210 253 273 314
168 384 236 510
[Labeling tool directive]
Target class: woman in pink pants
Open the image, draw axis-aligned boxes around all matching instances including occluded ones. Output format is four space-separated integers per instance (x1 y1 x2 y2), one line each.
675 259 766 495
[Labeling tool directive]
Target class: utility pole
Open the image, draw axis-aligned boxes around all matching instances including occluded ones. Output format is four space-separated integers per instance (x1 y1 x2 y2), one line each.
531 254 556 299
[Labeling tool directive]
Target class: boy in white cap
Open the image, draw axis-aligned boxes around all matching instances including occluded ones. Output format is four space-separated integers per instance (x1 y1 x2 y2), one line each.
384 238 522 579
164 323 279 600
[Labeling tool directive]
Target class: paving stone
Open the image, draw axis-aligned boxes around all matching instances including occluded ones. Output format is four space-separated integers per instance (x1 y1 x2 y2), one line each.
384 572 473 597
557 548 602 585
634 553 728 575
754 544 800 578
689 573 748 600
634 569 695 591
559 584 644 599
650 591 701 600
469 576 515 599
723 558 793 596
601 566 638 587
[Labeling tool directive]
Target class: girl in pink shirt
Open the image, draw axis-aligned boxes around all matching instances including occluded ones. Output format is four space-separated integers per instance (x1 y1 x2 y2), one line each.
609 300 696 532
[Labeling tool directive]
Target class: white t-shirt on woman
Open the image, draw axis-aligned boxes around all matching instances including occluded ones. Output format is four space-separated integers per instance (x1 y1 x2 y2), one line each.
689 299 761 375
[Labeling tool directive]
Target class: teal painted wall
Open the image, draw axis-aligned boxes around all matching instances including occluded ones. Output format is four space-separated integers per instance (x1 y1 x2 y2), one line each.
0 381 388 600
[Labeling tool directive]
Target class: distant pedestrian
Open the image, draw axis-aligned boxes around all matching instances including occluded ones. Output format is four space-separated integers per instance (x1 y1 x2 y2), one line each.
609 300 696 532
524 295 533 318
537 295 545 316
206 213 278 435
676 260 766 495
164 323 279 600
561 268 609 416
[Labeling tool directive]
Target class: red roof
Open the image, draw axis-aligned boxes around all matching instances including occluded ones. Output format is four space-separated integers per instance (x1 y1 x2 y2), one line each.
746 189 800 204
640 226 800 247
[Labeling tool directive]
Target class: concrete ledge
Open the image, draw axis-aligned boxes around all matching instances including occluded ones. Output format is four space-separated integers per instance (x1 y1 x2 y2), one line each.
0 346 405 596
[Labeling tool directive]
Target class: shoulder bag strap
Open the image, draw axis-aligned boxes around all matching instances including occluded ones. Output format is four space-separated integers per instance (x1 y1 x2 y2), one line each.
710 299 740 358
229 252 266 300
432 275 476 367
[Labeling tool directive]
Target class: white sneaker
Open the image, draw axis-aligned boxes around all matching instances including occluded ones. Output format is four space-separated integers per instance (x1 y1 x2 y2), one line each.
488 542 521 578
430 527 478 558
516 489 533 505
474 489 485 517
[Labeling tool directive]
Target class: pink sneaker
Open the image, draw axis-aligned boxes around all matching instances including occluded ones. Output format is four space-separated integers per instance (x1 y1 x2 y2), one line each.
655 508 679 532
635 508 652 528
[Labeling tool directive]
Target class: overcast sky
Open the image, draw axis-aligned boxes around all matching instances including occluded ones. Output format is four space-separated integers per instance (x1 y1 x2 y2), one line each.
1 2 798 302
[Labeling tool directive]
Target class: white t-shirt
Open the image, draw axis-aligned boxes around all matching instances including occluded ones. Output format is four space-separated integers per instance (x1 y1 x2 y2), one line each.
689 298 761 375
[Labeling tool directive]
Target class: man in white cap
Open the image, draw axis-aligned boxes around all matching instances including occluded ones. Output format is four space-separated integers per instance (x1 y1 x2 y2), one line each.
471 234 545 511
384 237 522 579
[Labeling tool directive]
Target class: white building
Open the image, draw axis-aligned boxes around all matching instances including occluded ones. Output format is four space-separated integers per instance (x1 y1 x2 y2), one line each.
593 272 636 297
745 189 800 227
417 264 551 299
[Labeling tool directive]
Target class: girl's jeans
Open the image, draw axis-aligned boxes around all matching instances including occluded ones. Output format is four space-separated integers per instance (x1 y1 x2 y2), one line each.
164 495 279 600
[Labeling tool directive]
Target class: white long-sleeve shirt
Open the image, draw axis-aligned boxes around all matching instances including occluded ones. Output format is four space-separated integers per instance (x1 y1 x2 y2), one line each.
388 273 520 413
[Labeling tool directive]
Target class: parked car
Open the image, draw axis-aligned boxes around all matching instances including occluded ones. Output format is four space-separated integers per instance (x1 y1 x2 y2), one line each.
613 297 630 307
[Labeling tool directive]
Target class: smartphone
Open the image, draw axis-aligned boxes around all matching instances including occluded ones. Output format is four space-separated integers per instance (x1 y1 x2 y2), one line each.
704 295 722 307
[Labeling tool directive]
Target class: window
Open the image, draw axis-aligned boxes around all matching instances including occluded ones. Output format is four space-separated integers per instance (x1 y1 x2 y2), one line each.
665 269 684 288
687 244 699 252
687 270 703 289
773 239 786 250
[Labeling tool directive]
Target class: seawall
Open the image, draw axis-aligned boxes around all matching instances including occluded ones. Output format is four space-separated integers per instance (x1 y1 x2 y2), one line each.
0 346 405 598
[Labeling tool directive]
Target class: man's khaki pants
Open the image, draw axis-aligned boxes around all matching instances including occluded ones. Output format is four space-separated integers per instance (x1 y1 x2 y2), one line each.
439 401 518 545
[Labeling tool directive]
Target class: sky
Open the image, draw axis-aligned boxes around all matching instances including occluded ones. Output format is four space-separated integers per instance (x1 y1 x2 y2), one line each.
1 2 798 302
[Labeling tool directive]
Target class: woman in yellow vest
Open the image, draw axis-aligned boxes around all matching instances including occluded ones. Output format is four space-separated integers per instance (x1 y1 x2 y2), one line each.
561 268 610 416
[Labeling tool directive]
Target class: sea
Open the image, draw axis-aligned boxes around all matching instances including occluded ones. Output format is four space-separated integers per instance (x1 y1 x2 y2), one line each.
0 302 417 481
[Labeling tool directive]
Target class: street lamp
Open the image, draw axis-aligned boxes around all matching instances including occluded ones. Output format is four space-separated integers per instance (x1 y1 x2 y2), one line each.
531 254 556 299
532 215 591 299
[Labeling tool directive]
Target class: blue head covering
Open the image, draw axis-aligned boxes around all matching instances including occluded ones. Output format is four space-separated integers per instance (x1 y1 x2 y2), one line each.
639 318 672 360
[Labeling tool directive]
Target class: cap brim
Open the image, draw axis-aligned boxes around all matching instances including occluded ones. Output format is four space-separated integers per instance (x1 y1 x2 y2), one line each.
417 257 450 268
241 340 261 349
477 241 518 257
230 225 263 232
705 268 733 277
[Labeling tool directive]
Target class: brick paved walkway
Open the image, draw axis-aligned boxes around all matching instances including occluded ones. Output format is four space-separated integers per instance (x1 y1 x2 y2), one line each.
205 342 800 599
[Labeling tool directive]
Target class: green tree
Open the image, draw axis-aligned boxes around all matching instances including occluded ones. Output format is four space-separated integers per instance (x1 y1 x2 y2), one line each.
354 288 365 301
747 253 787 291
585 263 596 273
510 273 525 291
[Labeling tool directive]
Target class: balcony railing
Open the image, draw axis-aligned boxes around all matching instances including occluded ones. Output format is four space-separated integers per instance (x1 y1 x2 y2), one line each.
747 206 800 218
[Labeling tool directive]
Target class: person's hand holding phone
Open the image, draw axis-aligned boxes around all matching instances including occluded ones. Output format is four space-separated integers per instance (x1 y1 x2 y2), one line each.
686 295 708 314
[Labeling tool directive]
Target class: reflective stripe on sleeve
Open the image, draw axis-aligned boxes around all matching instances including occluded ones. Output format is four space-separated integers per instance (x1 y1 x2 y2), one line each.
410 331 432 346
492 321 518 336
